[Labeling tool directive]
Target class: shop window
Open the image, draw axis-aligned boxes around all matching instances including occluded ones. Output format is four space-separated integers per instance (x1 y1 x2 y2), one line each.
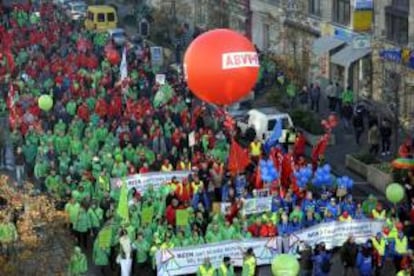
385 2 409 45
404 86 414 119
308 0 321 17
332 0 351 26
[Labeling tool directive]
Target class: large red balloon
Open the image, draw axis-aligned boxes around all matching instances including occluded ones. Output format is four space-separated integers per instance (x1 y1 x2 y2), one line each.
184 29 259 106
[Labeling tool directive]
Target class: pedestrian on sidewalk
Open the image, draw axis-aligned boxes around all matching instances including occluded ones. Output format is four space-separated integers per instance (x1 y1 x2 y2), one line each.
352 111 364 145
325 82 336 112
342 103 353 131
310 83 321 113
380 119 392 155
335 82 342 114
14 146 25 185
299 86 309 110
368 121 380 155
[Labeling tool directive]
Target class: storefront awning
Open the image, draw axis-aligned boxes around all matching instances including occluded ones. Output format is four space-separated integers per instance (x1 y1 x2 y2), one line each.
311 36 345 57
330 45 371 67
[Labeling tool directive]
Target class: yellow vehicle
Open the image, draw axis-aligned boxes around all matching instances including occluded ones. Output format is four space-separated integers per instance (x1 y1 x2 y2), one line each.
84 5 118 31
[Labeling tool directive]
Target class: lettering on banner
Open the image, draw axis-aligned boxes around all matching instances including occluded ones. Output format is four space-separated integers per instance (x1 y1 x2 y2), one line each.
222 52 260 70
111 171 191 192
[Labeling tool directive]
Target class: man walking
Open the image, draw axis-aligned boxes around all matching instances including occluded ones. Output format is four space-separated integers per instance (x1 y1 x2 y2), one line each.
380 119 392 155
325 82 335 112
310 83 321 113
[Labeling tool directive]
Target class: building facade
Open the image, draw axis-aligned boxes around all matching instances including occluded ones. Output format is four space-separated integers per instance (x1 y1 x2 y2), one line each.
251 0 374 96
372 0 414 127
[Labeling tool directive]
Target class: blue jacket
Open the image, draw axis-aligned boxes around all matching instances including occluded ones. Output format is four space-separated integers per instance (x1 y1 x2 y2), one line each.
192 191 210 211
340 202 356 216
316 199 329 213
278 223 294 236
234 176 246 197
303 217 318 228
301 199 316 212
289 221 302 232
312 252 331 276
271 196 283 212
354 211 366 220
356 252 372 276
221 185 230 202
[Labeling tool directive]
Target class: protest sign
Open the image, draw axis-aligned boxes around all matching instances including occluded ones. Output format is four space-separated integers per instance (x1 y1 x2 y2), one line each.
176 209 189 226
141 206 154 224
111 171 191 192
155 74 166 85
221 197 272 216
156 220 384 275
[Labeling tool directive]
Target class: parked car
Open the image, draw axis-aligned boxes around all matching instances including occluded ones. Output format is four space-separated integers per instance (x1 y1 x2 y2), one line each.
237 107 295 142
107 28 127 47
64 1 87 21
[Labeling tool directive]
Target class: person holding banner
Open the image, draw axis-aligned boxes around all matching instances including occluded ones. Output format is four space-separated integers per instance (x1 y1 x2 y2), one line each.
217 256 235 276
242 248 256 276
196 257 215 276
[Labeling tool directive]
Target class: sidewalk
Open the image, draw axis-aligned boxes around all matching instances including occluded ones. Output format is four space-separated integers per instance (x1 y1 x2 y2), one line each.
253 88 387 200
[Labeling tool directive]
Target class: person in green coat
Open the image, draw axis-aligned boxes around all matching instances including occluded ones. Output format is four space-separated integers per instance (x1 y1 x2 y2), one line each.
58 151 71 176
88 202 103 236
65 198 80 233
74 204 91 248
205 223 223 243
70 136 83 158
0 217 18 256
54 131 70 154
133 232 150 270
68 246 88 276
92 238 110 274
45 170 63 198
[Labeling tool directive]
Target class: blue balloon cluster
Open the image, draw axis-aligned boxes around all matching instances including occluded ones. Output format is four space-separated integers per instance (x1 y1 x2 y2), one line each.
260 159 279 183
336 176 354 190
312 164 333 187
294 165 313 188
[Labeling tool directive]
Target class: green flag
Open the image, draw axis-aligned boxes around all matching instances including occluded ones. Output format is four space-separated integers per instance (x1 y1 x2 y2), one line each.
176 209 189 226
117 180 129 224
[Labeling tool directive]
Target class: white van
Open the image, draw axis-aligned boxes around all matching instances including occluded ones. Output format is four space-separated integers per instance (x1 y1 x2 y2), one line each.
237 108 295 143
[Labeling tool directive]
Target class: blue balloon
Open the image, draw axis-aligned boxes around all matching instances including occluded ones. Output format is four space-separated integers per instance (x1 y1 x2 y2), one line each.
323 164 331 172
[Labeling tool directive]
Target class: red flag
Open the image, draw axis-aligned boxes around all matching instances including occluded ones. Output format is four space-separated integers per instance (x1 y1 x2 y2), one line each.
311 134 330 164
281 153 294 188
228 139 250 175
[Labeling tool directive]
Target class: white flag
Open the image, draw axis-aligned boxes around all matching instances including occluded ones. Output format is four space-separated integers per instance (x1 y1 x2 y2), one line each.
120 47 128 81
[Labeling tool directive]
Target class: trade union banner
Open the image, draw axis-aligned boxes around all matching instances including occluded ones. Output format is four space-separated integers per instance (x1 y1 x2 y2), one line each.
110 171 192 192
156 220 383 275
221 196 273 216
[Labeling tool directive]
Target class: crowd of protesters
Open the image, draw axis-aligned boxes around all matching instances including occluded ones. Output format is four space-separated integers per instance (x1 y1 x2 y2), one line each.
1 2 414 276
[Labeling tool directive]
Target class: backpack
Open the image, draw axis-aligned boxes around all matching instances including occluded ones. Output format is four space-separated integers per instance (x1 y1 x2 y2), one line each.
321 257 331 273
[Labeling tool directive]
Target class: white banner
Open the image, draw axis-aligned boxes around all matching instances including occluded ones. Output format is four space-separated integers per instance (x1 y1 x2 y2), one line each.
111 171 191 192
156 220 383 275
156 238 276 276
290 219 383 250
221 197 272 215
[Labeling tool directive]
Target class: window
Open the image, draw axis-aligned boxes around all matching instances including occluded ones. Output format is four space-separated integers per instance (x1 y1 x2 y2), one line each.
87 12 94 21
97 13 105 22
333 0 351 26
392 0 409 10
107 12 115 22
385 10 408 44
308 0 321 16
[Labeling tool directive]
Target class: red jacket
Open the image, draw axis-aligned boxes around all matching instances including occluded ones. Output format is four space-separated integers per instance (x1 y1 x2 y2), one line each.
77 103 89 122
293 134 307 158
259 224 278 237
247 223 262 237
175 183 193 203
95 98 108 118
165 205 176 225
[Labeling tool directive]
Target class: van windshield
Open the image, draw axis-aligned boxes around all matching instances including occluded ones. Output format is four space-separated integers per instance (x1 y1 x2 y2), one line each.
267 118 290 131
73 5 86 12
